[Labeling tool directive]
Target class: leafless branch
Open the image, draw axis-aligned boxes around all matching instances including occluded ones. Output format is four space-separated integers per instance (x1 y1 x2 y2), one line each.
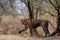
49 0 58 11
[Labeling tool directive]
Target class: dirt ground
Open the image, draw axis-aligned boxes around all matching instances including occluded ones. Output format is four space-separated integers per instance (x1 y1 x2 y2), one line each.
0 35 60 40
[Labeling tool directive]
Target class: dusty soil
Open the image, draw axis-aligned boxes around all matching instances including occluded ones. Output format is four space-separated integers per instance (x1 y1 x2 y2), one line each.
0 35 60 40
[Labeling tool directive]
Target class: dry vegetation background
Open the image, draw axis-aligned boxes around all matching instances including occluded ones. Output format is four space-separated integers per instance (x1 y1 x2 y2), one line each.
0 14 57 37
0 0 60 40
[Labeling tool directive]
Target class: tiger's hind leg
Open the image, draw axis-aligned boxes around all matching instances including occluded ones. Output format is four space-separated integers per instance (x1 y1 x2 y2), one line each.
43 21 50 37
43 27 50 37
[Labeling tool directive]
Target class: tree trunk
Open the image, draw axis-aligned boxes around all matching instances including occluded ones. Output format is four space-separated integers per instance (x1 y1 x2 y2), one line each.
27 0 34 19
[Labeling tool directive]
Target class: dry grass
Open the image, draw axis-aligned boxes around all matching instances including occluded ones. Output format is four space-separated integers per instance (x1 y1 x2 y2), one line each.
0 15 58 37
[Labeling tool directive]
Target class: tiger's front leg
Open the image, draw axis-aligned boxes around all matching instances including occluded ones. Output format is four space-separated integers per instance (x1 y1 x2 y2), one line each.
29 26 33 36
32 28 40 37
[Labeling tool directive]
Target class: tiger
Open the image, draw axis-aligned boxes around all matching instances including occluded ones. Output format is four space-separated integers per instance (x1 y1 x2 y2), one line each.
19 18 55 37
